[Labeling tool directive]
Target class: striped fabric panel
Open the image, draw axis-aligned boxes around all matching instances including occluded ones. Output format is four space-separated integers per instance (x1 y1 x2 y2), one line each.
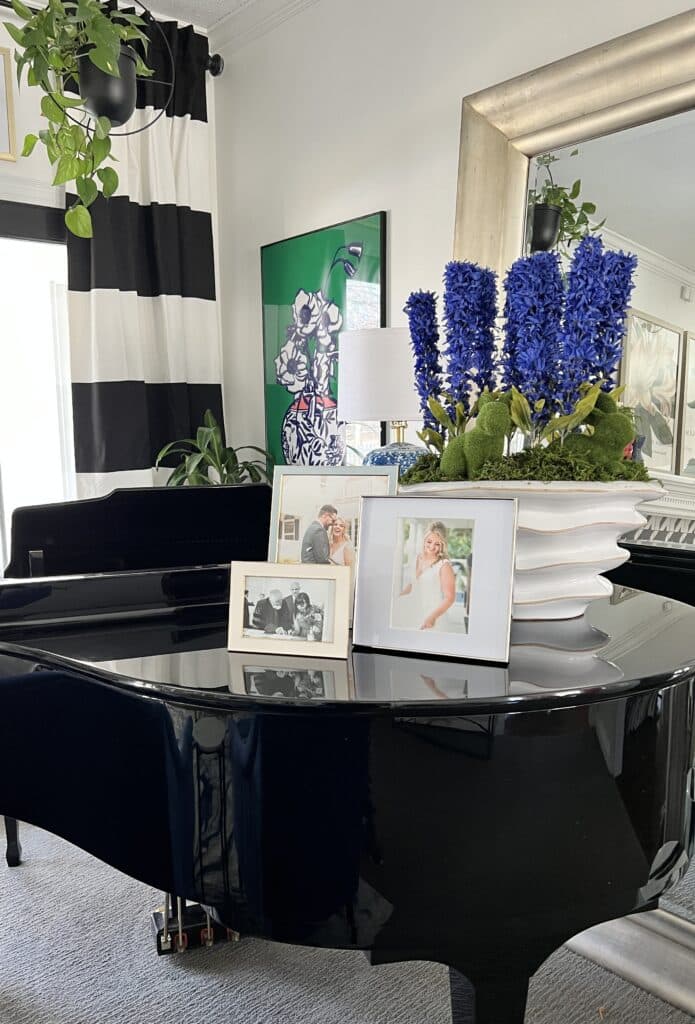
67 21 224 498
624 514 695 548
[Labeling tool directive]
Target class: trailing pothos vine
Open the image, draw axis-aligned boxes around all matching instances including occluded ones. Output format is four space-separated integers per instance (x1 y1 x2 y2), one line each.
3 0 153 237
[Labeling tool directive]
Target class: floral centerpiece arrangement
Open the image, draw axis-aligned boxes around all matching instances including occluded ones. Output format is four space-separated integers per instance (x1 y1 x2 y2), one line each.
401 238 662 621
402 236 647 485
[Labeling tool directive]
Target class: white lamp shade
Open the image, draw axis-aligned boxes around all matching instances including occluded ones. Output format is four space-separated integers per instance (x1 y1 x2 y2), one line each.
337 327 423 422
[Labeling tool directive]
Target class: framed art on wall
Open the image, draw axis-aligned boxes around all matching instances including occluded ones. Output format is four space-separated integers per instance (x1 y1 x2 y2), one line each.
0 48 16 162
261 211 386 469
621 310 684 474
677 331 695 477
228 561 351 658
353 496 517 663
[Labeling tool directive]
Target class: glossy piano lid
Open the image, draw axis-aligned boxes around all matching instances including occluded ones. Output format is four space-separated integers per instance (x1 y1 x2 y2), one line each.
2 587 695 712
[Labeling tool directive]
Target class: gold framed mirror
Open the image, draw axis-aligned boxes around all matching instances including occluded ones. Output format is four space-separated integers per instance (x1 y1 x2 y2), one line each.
453 10 695 276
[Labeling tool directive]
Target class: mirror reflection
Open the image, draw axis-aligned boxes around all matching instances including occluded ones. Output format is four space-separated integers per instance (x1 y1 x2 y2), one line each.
526 110 695 478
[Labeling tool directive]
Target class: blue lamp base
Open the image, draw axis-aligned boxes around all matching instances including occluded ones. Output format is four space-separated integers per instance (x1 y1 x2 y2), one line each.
363 442 427 475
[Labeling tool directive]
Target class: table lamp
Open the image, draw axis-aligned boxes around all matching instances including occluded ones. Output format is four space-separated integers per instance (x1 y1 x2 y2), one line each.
337 327 427 473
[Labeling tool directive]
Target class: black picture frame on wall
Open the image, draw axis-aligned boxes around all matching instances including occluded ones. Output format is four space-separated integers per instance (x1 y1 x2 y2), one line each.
260 210 387 469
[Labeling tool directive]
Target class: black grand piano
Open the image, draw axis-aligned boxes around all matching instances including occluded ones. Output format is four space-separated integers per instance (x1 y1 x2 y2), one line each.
1 487 695 1024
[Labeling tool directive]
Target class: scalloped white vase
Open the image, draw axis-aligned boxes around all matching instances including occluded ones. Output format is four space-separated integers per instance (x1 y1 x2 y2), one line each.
399 480 662 620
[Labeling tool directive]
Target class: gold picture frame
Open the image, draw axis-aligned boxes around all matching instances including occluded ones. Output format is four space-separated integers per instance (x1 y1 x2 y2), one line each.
0 47 17 162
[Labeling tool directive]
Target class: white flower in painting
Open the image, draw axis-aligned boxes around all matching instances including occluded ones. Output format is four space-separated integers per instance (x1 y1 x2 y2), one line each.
275 338 309 394
313 350 338 395
292 290 322 336
316 292 343 341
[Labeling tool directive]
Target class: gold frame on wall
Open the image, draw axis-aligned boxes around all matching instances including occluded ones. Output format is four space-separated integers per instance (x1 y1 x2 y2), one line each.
453 11 695 275
0 46 16 162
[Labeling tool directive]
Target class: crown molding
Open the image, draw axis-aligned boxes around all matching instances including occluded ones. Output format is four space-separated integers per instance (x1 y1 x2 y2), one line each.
210 0 323 54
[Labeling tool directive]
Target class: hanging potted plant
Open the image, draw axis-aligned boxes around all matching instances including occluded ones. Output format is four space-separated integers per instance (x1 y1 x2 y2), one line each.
3 0 154 238
528 151 605 255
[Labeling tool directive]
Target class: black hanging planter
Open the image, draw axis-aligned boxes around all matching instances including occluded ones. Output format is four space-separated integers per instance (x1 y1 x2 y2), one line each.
77 44 138 127
530 203 562 252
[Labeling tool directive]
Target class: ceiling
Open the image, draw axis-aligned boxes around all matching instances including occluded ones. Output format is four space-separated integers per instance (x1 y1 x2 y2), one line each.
537 109 695 271
151 0 263 29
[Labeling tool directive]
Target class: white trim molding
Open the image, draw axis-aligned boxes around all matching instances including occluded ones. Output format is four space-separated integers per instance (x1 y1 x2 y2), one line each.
210 0 323 53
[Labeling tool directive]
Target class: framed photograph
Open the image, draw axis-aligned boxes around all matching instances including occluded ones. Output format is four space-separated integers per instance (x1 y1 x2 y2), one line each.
228 653 351 701
260 211 386 469
621 310 684 473
0 48 16 162
229 561 350 658
353 496 517 663
268 464 399 620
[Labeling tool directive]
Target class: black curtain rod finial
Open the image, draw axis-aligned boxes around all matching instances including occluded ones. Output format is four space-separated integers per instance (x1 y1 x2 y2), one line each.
206 53 224 77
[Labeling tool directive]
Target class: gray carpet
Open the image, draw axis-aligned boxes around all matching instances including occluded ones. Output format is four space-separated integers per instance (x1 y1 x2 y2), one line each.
1 823 693 1024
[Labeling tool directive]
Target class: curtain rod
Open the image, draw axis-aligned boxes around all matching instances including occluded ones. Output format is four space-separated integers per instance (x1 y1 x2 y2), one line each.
0 0 225 75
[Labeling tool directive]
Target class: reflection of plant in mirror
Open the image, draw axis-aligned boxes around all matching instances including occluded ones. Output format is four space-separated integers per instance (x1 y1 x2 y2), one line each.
529 150 605 254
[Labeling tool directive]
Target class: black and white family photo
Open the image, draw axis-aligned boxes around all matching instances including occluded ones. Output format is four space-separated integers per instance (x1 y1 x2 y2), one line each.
243 666 333 699
243 576 335 643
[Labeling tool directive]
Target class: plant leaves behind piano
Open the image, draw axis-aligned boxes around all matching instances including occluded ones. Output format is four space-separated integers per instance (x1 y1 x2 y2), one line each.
156 410 273 486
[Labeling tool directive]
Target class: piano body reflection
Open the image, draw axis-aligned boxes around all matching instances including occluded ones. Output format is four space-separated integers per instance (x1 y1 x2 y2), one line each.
1 557 694 1024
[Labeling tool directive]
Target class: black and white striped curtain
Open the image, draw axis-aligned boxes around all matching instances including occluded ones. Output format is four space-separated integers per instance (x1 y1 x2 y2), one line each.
67 21 224 498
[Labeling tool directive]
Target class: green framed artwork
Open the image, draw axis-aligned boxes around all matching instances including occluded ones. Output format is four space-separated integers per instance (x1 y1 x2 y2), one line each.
261 211 386 467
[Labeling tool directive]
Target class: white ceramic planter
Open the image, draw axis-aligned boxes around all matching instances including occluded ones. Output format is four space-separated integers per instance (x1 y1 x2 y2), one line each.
399 479 662 620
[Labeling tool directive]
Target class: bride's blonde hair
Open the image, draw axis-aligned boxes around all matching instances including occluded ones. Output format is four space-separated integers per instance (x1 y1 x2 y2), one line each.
423 521 448 562
330 516 348 542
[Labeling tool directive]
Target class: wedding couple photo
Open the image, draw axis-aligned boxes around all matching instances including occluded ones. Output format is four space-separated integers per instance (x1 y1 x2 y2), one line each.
391 518 473 634
242 576 335 643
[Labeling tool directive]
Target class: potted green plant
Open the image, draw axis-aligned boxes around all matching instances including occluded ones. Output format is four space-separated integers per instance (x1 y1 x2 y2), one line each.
156 411 273 486
3 0 154 238
528 151 605 254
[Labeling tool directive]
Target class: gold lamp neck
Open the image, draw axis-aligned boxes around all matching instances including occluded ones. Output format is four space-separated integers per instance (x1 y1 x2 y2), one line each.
390 420 407 444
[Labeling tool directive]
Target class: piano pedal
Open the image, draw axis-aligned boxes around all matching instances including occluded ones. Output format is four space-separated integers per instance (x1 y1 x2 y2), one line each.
151 900 242 955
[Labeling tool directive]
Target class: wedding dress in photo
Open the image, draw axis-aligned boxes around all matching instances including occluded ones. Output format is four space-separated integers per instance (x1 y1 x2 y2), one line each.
392 558 460 632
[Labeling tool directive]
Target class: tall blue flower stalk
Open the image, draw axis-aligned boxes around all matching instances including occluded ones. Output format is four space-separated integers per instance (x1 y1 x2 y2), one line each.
502 251 564 425
559 236 637 411
404 290 444 431
442 260 498 411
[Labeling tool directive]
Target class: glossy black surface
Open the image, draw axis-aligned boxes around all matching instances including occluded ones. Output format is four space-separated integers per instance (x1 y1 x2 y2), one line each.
1 586 694 1024
5 483 271 577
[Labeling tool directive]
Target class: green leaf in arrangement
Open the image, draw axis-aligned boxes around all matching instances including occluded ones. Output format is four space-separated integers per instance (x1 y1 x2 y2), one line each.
75 174 98 206
10 0 33 20
418 427 445 453
21 132 38 156
569 179 581 200
510 386 534 434
65 203 93 237
95 115 111 140
427 397 456 436
89 134 110 167
96 166 118 197
4 21 27 46
53 152 81 185
87 47 120 76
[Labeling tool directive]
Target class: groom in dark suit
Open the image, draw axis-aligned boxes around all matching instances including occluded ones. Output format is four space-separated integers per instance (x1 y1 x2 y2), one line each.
301 504 337 563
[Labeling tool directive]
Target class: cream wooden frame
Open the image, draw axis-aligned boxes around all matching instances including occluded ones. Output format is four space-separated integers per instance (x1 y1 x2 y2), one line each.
453 10 695 276
0 47 16 162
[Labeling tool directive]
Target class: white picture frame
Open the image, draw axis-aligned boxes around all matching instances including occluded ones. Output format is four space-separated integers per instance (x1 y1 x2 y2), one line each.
353 496 517 663
0 47 16 162
228 652 351 701
228 561 351 659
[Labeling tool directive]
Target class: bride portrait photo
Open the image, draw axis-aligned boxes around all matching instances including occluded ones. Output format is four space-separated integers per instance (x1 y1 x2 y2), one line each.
391 518 473 634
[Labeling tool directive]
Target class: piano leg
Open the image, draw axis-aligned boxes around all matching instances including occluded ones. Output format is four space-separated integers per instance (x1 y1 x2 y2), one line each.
4 816 22 867
449 968 529 1024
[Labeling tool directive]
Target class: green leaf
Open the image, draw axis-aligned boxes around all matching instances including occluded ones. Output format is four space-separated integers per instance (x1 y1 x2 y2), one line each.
87 47 119 77
417 428 444 453
21 132 39 157
4 21 26 45
10 0 32 19
427 397 456 436
134 55 153 77
533 398 546 413
95 115 111 139
65 204 93 238
609 384 626 402
75 174 97 206
581 201 597 214
569 179 581 199
51 91 85 109
96 165 118 197
41 94 64 123
510 386 533 434
541 382 602 440
53 153 81 184
203 409 219 429
89 133 110 167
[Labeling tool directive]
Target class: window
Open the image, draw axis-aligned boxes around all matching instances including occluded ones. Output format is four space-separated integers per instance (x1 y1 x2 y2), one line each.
279 515 300 541
0 235 74 569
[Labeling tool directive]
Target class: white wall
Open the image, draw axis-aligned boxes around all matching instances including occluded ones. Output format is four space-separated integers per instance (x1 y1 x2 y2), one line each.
211 0 695 449
0 19 60 205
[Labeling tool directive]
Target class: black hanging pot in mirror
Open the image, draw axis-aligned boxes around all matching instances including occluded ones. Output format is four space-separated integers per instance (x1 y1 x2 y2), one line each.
78 44 137 127
530 203 562 252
